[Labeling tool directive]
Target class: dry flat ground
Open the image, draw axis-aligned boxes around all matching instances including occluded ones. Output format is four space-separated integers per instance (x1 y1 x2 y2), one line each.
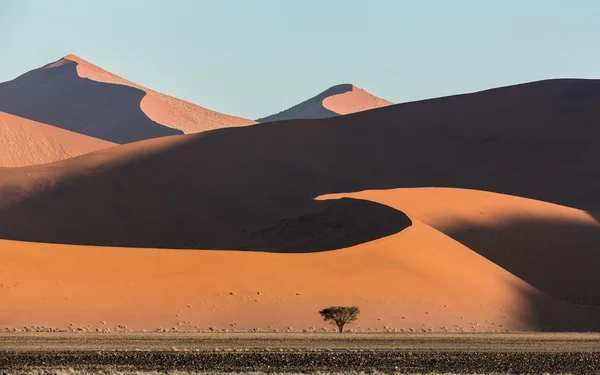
2 333 600 373
3 332 600 352
0 372 591 375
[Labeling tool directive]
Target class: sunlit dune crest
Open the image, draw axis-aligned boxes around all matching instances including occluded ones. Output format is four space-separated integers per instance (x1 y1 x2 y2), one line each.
257 84 392 122
0 54 255 146
60 54 255 133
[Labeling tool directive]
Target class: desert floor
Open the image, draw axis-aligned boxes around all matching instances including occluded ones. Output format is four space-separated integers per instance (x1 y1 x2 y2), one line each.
2 333 600 373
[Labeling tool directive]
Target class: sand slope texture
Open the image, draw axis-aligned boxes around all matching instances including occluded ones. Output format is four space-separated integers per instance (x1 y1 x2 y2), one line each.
0 111 115 167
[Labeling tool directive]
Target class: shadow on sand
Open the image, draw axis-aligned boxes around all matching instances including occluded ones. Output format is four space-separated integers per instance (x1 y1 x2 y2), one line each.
257 84 352 122
0 58 182 143
0 79 600 249
439 214 600 307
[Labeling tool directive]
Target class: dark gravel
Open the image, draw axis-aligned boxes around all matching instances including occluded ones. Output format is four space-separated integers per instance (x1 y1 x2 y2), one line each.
2 350 600 374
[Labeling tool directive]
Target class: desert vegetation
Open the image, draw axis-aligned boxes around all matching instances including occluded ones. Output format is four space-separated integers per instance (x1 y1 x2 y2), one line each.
319 306 360 332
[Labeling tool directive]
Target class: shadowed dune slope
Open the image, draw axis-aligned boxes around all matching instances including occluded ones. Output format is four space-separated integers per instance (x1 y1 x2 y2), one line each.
64 54 256 133
0 55 255 143
257 84 392 122
0 111 115 167
0 133 413 251
0 79 599 251
321 188 600 307
3 190 600 332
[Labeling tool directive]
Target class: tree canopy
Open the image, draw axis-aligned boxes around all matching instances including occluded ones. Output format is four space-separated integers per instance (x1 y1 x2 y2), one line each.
319 306 360 332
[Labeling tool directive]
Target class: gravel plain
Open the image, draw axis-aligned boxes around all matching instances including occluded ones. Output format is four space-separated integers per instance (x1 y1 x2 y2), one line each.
2 333 600 374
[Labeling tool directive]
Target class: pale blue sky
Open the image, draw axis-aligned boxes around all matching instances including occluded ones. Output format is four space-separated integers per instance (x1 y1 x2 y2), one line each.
1 0 599 119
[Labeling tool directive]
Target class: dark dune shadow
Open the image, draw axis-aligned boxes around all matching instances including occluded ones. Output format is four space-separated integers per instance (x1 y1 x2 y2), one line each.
438 214 600 307
0 59 182 143
515 282 600 332
232 197 412 253
0 78 599 256
257 84 352 122
0 131 413 251
0 167 412 251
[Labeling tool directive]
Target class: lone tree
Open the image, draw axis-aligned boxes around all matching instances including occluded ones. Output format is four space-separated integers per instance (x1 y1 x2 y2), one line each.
319 306 360 332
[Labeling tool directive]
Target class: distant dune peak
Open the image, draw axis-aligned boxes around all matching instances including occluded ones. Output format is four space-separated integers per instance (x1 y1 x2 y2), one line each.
63 53 81 61
323 84 393 115
321 83 355 95
40 55 78 70
0 53 255 146
60 53 256 133
51 54 90 69
257 83 393 122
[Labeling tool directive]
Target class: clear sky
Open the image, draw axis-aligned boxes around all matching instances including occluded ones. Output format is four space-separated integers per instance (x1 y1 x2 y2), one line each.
1 0 599 119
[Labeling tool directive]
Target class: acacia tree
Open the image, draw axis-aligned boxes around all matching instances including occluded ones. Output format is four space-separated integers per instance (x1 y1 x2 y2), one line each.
319 306 360 332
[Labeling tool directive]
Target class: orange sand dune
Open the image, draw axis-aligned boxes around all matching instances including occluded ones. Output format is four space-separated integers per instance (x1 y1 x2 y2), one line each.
0 55 254 143
323 85 393 115
3 189 599 332
2 78 600 332
62 54 255 134
0 111 115 167
322 188 600 307
257 84 392 122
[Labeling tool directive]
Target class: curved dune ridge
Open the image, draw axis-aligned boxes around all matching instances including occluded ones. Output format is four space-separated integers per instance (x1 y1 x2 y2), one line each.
322 85 393 115
0 54 254 144
2 189 600 332
1 78 600 250
320 189 600 307
60 54 256 134
0 111 115 167
257 84 392 122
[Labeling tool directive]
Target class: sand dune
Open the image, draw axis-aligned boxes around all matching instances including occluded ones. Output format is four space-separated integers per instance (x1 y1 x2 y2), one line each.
321 188 600 307
2 78 600 332
0 54 254 143
2 189 599 332
0 111 115 167
257 84 392 122
63 54 255 134
1 79 599 250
